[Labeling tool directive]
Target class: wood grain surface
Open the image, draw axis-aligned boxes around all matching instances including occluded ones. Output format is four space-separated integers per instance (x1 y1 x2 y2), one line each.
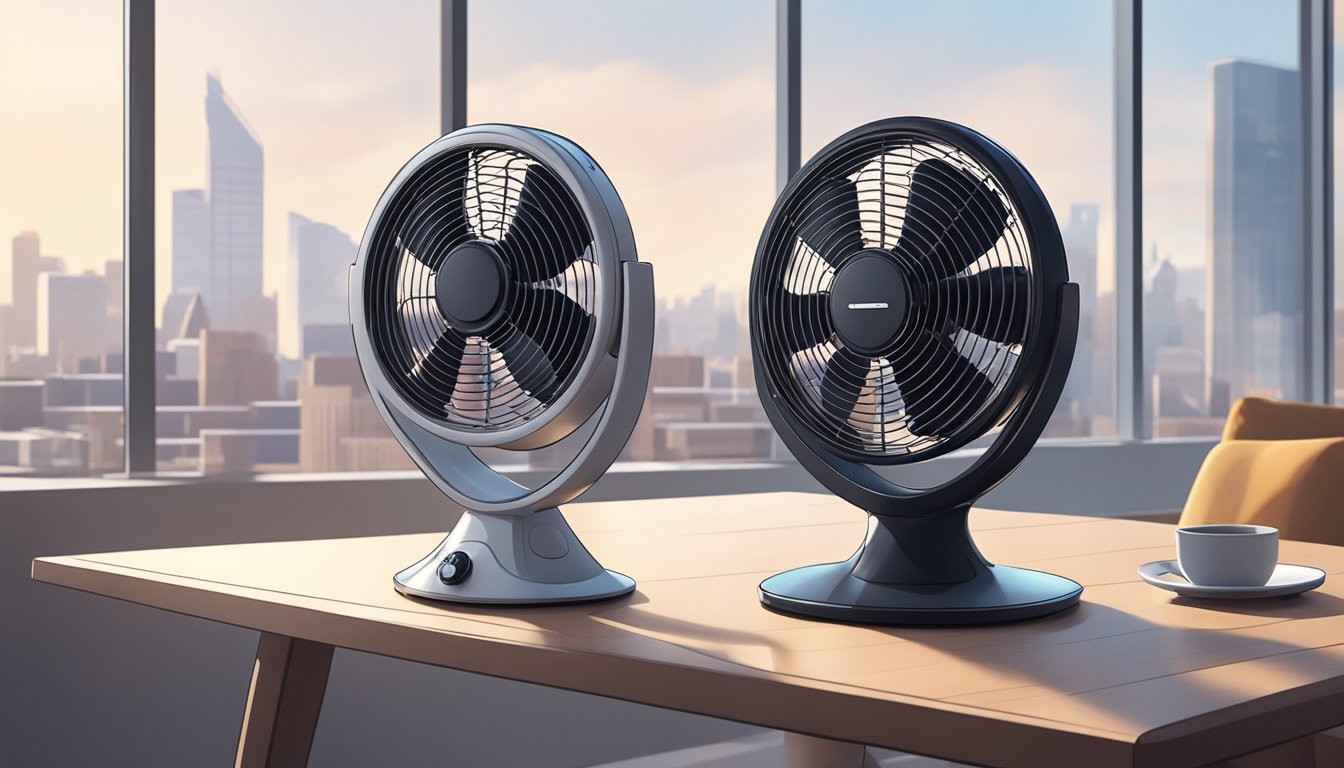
32 492 1344 767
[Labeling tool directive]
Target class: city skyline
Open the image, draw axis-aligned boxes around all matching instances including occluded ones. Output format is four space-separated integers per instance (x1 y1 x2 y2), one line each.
0 0 1335 475
11 0 1318 313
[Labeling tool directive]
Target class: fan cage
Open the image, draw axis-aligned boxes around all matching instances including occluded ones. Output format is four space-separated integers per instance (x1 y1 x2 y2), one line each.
754 133 1037 464
364 145 601 435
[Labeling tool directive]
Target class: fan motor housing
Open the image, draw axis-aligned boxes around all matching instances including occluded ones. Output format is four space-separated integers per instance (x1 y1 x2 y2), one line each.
828 251 912 354
434 242 510 333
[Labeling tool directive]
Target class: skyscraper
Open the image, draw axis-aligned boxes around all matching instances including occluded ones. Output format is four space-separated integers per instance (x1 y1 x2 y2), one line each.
205 73 265 332
11 231 40 348
37 273 107 372
171 188 211 294
287 213 355 358
199 329 277 406
1060 204 1099 426
1206 60 1302 411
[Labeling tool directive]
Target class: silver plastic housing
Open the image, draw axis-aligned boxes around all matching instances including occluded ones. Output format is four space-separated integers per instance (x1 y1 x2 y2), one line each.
350 125 652 604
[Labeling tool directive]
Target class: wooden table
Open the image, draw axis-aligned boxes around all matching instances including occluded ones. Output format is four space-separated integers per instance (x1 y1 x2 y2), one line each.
31 492 1344 768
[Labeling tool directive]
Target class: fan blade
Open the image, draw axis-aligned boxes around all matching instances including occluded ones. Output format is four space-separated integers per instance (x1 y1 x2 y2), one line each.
777 291 833 354
796 177 866 269
891 330 995 437
411 327 468 394
400 164 471 271
493 325 561 403
499 164 591 283
894 158 1008 278
819 345 872 435
934 267 1030 344
501 285 593 401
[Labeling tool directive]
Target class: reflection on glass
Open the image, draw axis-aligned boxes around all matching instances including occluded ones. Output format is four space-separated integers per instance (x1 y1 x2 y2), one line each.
1334 17 1344 403
470 0 776 463
0 0 123 476
154 0 437 474
1143 0 1301 437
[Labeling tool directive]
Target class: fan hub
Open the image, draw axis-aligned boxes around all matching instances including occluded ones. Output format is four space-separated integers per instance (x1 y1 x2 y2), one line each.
829 252 910 354
436 242 509 333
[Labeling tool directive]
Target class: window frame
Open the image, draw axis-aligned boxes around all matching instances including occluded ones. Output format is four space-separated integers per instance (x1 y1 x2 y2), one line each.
115 0 1336 477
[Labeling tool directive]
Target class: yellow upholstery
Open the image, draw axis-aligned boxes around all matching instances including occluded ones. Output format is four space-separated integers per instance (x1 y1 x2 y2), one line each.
1180 398 1344 547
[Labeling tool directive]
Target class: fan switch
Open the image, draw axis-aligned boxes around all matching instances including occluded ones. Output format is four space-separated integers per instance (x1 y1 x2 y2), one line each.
438 551 473 585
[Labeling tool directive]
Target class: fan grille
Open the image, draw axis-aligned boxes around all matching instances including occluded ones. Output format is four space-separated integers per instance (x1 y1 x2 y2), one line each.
365 145 599 433
755 134 1034 464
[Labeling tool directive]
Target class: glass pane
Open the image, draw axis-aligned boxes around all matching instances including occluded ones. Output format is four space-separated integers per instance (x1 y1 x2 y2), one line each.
802 0 1116 438
469 0 776 462
0 0 123 476
155 0 437 474
1144 1 1301 437
1335 11 1344 403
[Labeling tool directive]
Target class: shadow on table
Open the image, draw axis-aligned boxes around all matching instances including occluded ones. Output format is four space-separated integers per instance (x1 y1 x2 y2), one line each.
1168 590 1344 618
573 586 1344 766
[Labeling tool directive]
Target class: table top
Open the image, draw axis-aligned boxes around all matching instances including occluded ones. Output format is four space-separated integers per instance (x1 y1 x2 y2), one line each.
32 492 1344 768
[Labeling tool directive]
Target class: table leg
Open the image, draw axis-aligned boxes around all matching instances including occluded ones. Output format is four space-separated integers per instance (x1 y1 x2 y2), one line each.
234 632 334 768
784 732 880 767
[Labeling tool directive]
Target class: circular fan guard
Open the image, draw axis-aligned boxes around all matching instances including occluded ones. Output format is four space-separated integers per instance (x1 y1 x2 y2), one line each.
754 132 1042 465
364 145 599 435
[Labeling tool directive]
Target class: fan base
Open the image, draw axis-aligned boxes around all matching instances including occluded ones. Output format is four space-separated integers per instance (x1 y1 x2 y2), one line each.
759 507 1081 625
759 558 1081 625
393 507 635 604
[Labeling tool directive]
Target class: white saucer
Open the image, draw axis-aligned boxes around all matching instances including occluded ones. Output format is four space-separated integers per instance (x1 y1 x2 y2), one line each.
1137 560 1326 599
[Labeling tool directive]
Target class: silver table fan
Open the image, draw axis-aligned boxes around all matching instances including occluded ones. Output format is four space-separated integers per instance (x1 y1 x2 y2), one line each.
351 124 652 604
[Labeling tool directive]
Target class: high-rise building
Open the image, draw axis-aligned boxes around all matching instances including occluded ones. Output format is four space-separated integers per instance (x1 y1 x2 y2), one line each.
1206 60 1302 413
288 213 356 358
172 189 211 294
298 356 409 472
11 231 40 348
104 260 123 319
1058 204 1099 430
205 74 265 332
198 329 277 405
37 273 108 372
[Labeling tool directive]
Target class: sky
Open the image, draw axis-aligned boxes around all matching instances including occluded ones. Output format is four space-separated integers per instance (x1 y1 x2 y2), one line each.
0 0 1319 357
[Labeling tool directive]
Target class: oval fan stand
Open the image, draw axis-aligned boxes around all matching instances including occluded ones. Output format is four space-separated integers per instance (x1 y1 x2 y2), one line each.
759 505 1082 625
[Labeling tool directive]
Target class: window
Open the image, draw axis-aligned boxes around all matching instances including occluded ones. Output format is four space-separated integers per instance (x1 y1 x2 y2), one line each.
154 0 438 474
469 0 777 463
801 0 1117 438
1334 7 1344 403
6 2 1333 480
0 0 124 476
1143 0 1302 437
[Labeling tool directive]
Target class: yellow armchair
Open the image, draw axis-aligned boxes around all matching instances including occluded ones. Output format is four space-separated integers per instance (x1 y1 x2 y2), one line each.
1180 398 1344 547
1179 396 1344 766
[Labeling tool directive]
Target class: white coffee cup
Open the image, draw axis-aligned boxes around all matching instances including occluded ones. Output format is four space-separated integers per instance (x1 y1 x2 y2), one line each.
1176 524 1278 587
